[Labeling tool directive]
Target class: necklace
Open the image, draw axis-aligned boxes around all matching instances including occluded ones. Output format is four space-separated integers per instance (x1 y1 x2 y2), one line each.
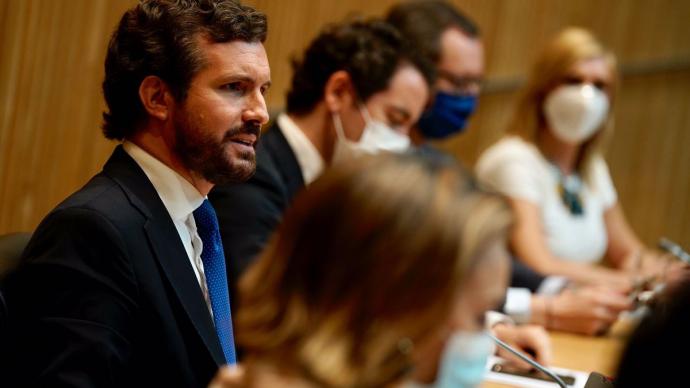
550 163 584 216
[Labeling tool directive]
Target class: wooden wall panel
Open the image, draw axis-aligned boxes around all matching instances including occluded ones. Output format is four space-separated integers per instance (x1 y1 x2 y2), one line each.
607 70 690 245
1 0 688 247
0 0 134 233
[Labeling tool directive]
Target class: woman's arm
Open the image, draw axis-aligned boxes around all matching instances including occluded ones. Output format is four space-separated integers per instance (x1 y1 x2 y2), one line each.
509 198 631 289
604 203 689 282
603 203 644 269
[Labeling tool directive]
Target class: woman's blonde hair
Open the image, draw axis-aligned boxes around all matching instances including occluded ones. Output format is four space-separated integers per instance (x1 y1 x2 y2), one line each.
235 153 512 387
507 27 618 181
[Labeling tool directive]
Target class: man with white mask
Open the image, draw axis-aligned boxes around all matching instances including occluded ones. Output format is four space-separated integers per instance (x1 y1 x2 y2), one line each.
210 18 432 298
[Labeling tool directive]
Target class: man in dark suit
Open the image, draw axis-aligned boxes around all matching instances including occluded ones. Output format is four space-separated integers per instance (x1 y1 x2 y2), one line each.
210 19 433 295
0 1 270 386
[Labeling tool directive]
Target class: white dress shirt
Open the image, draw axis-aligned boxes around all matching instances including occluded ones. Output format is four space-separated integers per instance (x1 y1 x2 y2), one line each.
123 141 212 313
277 113 325 185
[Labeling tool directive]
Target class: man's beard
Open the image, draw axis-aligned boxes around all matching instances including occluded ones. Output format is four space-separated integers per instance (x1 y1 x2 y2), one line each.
173 115 261 185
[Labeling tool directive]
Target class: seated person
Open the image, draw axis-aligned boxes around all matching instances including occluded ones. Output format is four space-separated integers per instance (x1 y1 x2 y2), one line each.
210 17 432 296
210 153 546 387
209 12 548 365
388 1 631 335
1 0 270 385
476 27 676 292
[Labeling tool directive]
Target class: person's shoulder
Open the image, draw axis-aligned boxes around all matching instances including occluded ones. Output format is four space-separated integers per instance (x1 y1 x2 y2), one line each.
413 144 459 165
254 123 294 180
475 136 548 200
22 176 136 264
483 136 540 161
40 172 145 244
589 153 609 174
477 136 543 173
54 172 123 211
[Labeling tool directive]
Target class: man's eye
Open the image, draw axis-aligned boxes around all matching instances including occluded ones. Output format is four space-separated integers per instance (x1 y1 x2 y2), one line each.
564 76 584 85
221 82 245 93
593 81 608 90
388 121 405 131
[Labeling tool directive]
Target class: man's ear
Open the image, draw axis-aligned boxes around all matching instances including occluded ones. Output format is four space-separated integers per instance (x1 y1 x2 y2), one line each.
139 75 174 121
324 70 355 114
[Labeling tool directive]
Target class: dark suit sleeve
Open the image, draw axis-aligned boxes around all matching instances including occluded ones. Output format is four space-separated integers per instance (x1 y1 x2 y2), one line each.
510 257 546 292
3 207 139 387
210 168 287 296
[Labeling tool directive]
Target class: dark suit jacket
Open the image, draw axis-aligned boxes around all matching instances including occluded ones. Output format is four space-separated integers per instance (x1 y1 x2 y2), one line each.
510 258 546 292
210 121 304 298
1 146 225 387
415 144 546 300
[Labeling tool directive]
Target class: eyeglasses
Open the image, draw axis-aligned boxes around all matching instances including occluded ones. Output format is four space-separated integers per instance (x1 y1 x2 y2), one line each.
437 69 483 95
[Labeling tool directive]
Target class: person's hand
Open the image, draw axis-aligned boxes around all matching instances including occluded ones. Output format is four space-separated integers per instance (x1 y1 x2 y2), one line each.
492 323 552 370
652 257 690 288
208 365 244 388
589 270 634 294
537 285 633 335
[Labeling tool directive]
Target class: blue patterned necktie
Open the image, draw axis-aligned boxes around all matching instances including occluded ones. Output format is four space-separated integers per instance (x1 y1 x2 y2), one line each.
193 199 237 364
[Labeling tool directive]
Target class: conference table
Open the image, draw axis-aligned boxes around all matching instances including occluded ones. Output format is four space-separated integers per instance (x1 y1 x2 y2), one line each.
483 320 633 388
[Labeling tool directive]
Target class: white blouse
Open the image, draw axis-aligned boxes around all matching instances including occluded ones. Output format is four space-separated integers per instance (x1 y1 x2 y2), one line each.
476 136 617 263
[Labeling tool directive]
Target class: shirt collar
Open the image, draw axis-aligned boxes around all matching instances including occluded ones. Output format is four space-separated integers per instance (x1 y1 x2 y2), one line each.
123 141 205 221
277 113 325 185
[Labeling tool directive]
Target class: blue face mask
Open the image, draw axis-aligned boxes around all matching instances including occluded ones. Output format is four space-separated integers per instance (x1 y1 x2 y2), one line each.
417 92 478 139
434 331 494 388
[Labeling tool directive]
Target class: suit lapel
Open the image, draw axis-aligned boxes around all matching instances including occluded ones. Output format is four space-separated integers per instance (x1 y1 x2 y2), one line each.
143 219 226 365
103 146 226 365
262 123 306 201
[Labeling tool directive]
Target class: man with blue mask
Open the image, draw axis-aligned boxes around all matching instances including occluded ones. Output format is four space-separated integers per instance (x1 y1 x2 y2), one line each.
388 3 634 385
209 18 432 302
388 2 552 386
387 0 483 145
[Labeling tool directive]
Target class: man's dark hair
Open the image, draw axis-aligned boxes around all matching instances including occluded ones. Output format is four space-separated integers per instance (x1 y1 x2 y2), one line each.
102 0 267 140
386 0 479 66
285 18 434 116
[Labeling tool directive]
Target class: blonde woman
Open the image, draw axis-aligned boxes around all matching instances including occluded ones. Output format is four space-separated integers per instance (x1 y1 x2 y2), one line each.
209 153 534 387
476 28 672 290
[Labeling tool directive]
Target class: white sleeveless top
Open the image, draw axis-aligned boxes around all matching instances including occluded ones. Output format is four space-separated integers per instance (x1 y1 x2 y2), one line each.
476 136 617 263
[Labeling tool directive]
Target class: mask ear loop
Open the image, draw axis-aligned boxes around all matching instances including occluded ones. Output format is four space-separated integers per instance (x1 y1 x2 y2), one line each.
358 102 373 126
331 112 347 140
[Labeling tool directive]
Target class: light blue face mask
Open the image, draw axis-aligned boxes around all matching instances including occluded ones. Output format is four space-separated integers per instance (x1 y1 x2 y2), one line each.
434 331 495 388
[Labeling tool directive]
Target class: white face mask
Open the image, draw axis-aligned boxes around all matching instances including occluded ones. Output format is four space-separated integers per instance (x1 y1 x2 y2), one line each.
331 105 410 163
543 84 609 144
358 105 411 153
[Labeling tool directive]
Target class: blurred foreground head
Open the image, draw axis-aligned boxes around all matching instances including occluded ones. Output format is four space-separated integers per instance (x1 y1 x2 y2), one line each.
615 279 690 387
235 153 511 386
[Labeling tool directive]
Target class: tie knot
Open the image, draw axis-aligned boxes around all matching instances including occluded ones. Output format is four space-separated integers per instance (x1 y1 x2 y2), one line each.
193 199 219 233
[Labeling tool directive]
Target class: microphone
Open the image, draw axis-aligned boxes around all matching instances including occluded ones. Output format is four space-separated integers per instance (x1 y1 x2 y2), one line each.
488 333 567 388
658 238 690 264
